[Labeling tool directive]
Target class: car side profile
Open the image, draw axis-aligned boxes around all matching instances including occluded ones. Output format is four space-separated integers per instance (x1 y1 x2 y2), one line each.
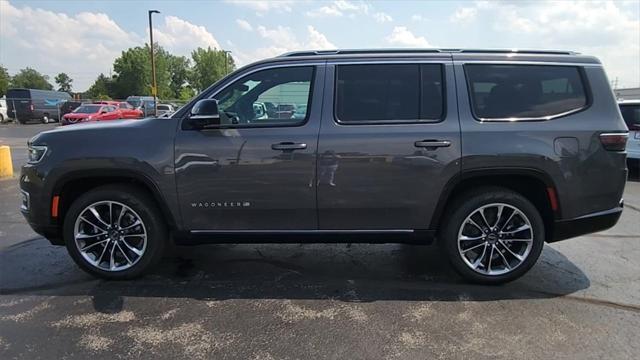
20 49 628 284
61 104 121 125
94 101 144 119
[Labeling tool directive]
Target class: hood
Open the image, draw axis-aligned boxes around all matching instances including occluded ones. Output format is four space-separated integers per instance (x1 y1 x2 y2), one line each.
29 117 176 149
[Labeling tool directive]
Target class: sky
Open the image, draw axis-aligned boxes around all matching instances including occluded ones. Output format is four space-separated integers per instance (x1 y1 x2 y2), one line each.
0 0 639 92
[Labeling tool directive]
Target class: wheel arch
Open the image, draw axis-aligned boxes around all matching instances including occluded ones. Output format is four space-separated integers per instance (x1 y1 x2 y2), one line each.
431 168 558 242
52 169 177 233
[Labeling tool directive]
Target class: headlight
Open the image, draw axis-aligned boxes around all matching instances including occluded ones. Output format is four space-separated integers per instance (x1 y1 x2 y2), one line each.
28 145 47 164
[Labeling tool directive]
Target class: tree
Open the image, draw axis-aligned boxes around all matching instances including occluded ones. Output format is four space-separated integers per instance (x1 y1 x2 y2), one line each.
190 47 235 92
0 65 9 97
54 72 73 92
167 55 190 99
10 68 53 90
111 44 173 99
178 86 196 101
86 73 115 99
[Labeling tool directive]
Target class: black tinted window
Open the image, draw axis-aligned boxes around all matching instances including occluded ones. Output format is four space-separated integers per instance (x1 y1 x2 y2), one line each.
619 105 640 129
466 65 588 119
336 64 443 123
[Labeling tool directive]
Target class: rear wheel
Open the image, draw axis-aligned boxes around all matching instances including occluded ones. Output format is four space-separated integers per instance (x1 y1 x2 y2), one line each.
440 187 545 284
63 185 167 279
42 115 49 124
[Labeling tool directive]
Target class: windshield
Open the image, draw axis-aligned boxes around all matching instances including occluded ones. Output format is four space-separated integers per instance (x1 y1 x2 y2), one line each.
127 99 141 107
73 105 101 114
620 104 640 129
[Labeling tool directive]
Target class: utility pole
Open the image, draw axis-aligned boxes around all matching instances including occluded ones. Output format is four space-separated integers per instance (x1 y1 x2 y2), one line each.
223 50 232 74
148 10 160 117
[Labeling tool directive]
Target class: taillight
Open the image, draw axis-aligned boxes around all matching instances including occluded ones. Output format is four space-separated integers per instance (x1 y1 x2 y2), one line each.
29 103 34 111
599 133 628 151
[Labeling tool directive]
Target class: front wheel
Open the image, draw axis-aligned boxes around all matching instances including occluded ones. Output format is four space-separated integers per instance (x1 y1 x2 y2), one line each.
440 187 545 284
63 185 167 279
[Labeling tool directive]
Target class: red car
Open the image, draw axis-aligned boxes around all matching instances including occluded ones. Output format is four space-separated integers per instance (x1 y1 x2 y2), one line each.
61 104 121 125
94 101 143 119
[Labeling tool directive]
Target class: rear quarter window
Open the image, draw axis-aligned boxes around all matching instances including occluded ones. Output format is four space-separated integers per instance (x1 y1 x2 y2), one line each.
465 64 588 120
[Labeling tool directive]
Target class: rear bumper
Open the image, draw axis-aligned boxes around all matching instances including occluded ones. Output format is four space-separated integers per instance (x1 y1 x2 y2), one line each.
550 203 623 242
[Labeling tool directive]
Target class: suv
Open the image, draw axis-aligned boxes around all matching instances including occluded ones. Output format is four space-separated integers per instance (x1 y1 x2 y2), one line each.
20 49 628 284
618 100 640 169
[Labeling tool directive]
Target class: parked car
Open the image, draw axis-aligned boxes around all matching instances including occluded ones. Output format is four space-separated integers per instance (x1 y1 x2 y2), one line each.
20 49 628 283
60 103 121 125
619 99 640 169
60 101 82 118
125 96 155 117
94 101 143 119
6 88 72 124
0 98 8 123
156 104 175 116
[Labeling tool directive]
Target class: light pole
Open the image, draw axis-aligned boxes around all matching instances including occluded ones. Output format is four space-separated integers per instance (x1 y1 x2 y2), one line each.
223 50 232 74
148 10 160 117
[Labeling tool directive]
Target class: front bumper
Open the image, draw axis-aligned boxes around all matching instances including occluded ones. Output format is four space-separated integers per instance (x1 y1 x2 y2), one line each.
20 165 63 245
550 202 623 242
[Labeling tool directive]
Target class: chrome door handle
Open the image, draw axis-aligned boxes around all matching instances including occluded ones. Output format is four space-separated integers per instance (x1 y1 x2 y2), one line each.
271 142 307 151
414 140 451 148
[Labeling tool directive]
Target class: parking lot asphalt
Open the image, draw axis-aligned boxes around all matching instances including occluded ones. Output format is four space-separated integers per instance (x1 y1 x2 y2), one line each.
1 122 639 359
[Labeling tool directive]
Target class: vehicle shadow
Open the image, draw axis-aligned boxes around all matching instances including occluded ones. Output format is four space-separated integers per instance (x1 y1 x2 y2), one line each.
0 238 590 314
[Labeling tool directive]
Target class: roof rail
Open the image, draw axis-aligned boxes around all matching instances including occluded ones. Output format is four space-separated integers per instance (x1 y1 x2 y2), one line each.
279 49 578 57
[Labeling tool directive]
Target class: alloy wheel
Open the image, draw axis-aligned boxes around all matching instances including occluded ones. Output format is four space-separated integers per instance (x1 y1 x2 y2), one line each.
457 203 534 276
73 200 147 272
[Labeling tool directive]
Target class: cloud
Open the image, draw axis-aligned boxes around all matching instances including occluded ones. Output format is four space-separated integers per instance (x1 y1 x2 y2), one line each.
306 0 389 21
153 16 221 54
411 14 426 22
306 5 344 18
384 27 432 47
0 2 227 91
0 1 140 90
235 19 253 31
449 7 477 23
225 0 293 14
231 25 335 65
448 0 640 88
373 12 393 23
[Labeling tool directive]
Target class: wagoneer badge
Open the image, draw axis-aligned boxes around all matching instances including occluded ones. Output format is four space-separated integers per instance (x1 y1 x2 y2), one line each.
191 201 251 208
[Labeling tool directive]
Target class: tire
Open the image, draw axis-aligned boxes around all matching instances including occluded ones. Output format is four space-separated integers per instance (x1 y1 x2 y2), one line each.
42 116 49 124
0 114 4 123
439 186 545 285
63 184 167 279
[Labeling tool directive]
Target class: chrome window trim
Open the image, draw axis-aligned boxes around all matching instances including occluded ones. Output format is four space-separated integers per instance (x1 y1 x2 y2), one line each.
463 63 592 123
331 62 448 125
177 61 325 126
454 60 602 67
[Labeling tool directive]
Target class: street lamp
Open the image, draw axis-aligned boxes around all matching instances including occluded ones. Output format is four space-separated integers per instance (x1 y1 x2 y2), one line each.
148 10 160 117
223 50 232 74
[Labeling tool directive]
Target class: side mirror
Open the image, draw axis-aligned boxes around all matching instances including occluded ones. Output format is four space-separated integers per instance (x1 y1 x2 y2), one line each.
188 99 220 128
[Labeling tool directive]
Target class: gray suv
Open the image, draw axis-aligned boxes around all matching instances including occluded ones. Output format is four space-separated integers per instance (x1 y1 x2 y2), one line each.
20 49 629 284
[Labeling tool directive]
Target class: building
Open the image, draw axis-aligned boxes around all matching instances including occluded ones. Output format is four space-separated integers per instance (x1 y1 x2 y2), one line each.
614 87 640 100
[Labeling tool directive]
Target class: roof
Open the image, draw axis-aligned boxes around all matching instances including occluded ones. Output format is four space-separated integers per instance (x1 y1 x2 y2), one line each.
252 48 601 66
279 49 580 57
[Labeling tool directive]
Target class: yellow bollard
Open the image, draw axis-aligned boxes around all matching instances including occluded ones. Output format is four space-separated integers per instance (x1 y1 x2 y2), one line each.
0 146 14 178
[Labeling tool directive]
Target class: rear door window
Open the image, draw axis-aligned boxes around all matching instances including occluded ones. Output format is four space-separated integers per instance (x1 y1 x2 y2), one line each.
335 64 444 123
465 64 588 120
